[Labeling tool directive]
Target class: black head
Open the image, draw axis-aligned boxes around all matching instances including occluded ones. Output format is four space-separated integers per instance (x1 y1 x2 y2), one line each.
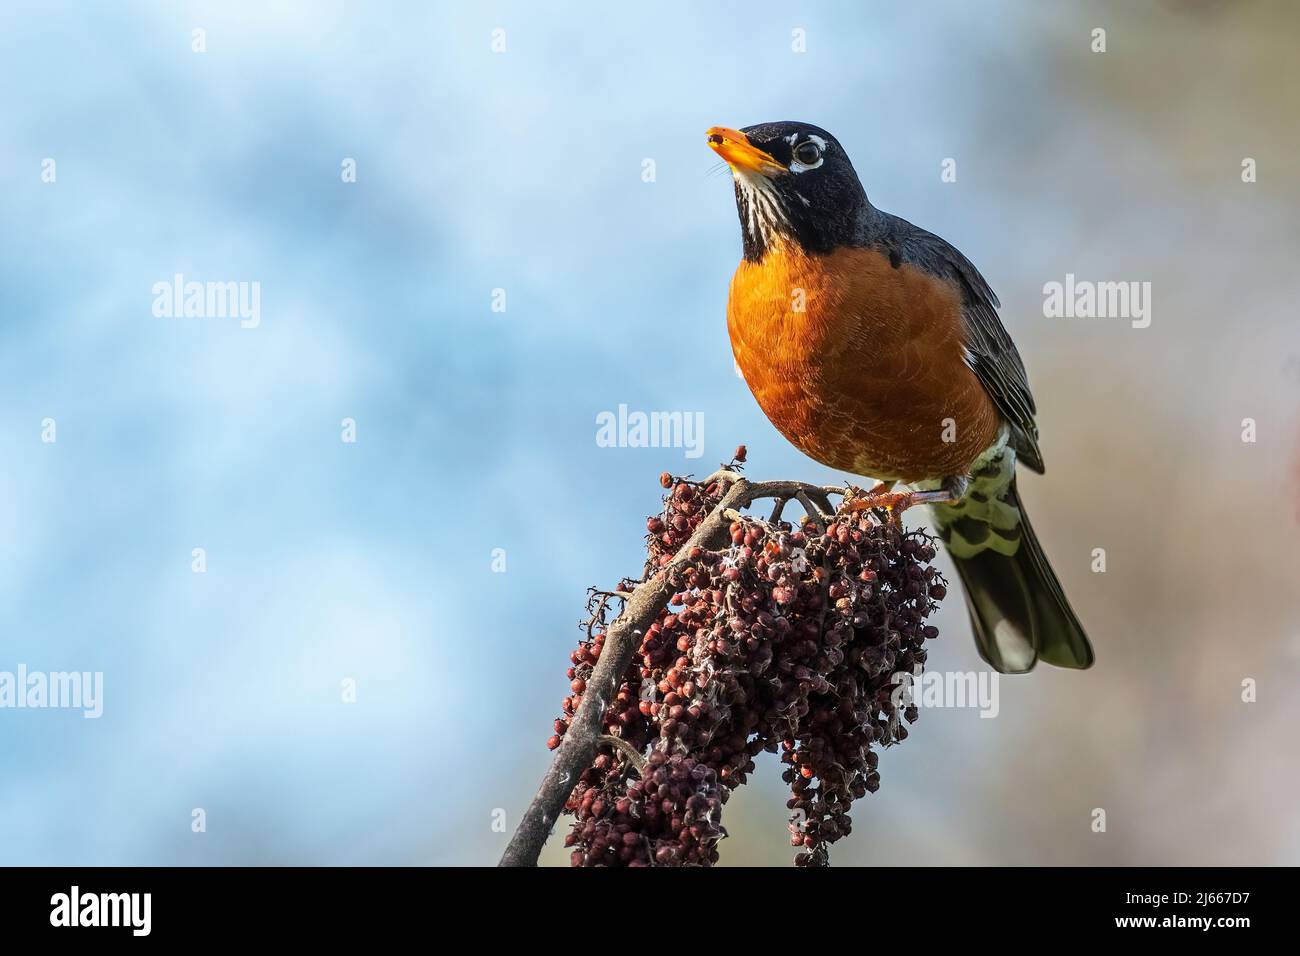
707 121 872 262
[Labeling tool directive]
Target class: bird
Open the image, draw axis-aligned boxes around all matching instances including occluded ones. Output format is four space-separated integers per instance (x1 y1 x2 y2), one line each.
706 121 1093 674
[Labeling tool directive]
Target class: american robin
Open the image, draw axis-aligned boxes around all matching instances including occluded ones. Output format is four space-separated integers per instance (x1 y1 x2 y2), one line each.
707 121 1093 674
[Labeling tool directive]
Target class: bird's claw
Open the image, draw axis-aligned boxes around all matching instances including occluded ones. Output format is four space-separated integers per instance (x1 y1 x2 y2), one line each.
842 489 918 527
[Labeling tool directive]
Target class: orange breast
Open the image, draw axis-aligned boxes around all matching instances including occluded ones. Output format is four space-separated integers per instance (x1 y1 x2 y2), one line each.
727 243 999 483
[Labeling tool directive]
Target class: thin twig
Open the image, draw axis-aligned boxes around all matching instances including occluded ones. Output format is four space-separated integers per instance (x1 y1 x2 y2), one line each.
597 735 648 774
794 491 823 521
808 489 837 516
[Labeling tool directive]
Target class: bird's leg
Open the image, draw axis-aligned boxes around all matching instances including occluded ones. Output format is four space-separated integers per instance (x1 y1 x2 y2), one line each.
843 476 968 525
846 479 893 499
841 479 896 512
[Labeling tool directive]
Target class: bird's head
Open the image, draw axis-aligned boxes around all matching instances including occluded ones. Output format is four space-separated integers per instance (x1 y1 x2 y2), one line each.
707 121 871 262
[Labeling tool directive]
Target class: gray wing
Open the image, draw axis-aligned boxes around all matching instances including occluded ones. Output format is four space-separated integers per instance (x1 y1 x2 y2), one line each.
892 218 1045 473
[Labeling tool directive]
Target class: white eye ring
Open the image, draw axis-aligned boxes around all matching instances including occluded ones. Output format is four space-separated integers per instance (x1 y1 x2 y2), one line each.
790 139 824 173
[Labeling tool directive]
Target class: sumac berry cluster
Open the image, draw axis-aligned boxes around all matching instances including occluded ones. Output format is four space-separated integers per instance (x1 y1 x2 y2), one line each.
552 463 945 866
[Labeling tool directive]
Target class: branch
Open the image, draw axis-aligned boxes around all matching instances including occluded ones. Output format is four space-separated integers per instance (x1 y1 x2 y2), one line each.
498 474 847 867
597 734 648 774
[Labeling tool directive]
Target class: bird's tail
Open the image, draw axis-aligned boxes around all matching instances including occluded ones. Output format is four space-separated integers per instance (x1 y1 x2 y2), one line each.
930 470 1093 674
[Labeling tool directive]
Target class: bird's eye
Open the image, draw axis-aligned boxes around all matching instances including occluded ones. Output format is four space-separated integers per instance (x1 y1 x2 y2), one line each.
793 141 823 167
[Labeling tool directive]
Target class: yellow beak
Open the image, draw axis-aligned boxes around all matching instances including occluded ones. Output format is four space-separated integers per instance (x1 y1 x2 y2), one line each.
706 126 785 177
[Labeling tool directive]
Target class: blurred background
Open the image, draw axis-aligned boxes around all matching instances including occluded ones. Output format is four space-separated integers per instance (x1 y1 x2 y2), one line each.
1 0 1297 866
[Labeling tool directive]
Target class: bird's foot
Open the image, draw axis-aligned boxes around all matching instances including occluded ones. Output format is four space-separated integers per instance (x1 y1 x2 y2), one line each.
842 478 966 527
843 489 922 527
